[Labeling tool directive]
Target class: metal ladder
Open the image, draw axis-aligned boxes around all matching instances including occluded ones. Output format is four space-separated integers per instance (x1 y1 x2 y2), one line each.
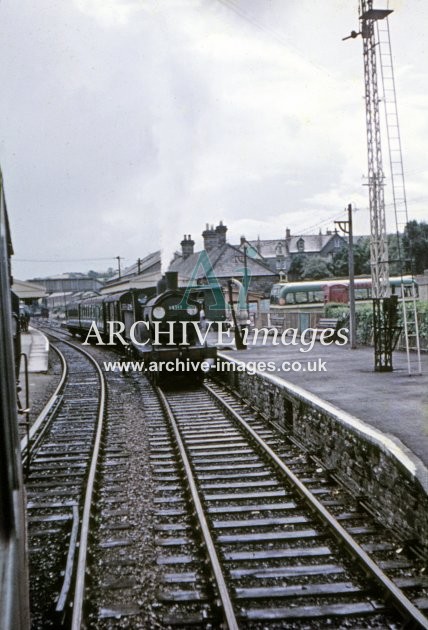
376 16 422 375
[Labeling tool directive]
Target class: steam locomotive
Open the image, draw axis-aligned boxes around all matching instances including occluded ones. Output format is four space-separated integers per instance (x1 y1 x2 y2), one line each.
0 168 30 628
66 271 217 384
133 272 217 383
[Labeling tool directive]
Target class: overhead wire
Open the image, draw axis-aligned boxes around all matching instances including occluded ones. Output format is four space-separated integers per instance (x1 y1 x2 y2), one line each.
213 0 333 78
215 0 292 49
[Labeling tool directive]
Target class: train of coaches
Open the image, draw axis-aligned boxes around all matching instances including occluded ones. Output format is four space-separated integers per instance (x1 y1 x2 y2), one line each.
60 272 419 380
65 273 419 341
65 273 224 383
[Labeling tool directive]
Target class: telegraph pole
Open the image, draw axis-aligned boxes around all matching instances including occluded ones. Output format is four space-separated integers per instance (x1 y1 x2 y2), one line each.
335 204 356 349
116 256 122 278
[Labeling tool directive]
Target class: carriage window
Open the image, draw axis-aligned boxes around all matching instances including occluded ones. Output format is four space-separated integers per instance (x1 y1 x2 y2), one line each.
270 287 281 305
355 288 370 300
294 292 308 303
311 291 324 303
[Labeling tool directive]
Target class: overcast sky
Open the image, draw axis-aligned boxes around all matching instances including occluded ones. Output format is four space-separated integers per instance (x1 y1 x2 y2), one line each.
1 0 427 279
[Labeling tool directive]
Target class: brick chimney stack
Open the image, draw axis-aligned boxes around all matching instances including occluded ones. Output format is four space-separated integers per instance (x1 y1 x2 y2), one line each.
202 221 228 250
202 224 217 251
180 234 195 259
215 220 227 246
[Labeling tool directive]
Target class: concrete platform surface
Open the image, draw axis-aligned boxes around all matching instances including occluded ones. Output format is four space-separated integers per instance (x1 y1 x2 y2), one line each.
21 327 49 373
222 338 428 468
19 328 62 424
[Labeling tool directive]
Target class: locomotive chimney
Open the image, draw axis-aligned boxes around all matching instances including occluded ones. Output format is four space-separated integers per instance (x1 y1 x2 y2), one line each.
165 271 178 291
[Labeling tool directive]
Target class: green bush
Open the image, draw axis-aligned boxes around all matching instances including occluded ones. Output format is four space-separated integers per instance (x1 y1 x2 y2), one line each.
325 302 372 345
324 303 350 327
407 300 428 348
355 304 374 345
325 300 428 348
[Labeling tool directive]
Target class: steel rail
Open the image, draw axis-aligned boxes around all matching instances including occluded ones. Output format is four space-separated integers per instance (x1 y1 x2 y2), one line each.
38 330 107 627
20 343 67 461
66 340 106 630
204 382 428 629
157 386 239 630
23 329 107 626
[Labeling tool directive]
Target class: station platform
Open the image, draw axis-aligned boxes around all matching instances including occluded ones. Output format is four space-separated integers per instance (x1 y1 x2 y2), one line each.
20 327 49 373
222 338 428 469
19 327 55 420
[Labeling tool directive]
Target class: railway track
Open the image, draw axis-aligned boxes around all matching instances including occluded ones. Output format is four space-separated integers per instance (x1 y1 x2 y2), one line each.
26 325 428 627
23 333 105 628
154 380 428 628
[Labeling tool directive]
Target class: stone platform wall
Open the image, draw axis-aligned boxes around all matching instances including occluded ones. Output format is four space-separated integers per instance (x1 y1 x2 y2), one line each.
215 354 428 550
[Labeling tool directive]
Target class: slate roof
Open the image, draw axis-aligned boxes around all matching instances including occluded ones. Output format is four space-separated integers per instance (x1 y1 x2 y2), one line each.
247 233 346 258
106 250 161 284
169 243 276 281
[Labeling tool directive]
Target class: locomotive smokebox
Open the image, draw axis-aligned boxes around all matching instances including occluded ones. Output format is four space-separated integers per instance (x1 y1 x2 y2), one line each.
165 271 178 291
156 276 167 295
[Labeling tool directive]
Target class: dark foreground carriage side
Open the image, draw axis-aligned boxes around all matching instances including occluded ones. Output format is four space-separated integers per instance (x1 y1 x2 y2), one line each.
0 168 30 629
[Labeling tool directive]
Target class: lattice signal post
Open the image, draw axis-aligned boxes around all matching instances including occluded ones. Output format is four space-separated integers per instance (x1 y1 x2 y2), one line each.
345 2 399 371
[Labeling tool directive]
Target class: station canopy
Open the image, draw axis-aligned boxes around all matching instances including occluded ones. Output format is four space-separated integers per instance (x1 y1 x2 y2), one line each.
12 279 47 300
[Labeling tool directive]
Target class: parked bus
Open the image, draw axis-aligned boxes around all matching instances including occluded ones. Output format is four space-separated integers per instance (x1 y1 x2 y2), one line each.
269 276 417 332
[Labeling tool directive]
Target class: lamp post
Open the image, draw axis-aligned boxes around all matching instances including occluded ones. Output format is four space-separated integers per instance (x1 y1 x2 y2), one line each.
243 245 250 321
227 280 246 350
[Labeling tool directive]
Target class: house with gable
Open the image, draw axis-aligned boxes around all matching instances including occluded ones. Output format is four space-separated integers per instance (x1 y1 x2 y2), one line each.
242 227 347 275
168 222 279 298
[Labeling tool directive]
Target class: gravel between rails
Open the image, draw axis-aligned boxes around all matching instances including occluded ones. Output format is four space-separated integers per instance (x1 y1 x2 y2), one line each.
85 351 174 628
